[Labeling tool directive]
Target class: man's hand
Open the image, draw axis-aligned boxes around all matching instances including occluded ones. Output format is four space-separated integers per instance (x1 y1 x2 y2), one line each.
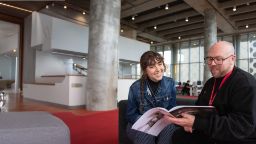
165 113 195 133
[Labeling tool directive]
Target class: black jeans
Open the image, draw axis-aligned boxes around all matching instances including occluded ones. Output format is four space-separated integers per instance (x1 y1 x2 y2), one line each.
172 127 214 144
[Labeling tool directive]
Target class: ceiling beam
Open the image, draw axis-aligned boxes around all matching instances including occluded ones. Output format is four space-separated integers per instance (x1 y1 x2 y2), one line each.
218 0 256 9
158 22 204 36
225 4 256 16
121 0 148 10
167 33 204 41
165 28 203 39
139 10 199 30
134 3 190 23
185 0 236 33
230 11 256 21
121 20 138 29
146 16 203 32
121 0 175 18
137 31 166 42
236 18 256 27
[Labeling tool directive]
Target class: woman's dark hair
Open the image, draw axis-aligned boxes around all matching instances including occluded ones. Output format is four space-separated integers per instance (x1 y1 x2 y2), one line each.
139 51 165 113
140 51 166 77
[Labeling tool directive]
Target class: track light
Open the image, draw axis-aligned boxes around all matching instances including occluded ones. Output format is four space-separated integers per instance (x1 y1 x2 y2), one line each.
120 29 124 33
82 11 85 15
165 4 169 10
246 25 249 28
154 25 157 29
178 36 181 40
64 5 67 9
45 5 49 9
233 6 236 12
185 17 189 22
132 16 135 21
150 41 154 44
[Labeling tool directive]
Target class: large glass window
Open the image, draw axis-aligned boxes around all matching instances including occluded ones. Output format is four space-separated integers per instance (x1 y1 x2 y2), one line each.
190 40 200 83
163 45 172 77
191 40 199 63
179 42 189 63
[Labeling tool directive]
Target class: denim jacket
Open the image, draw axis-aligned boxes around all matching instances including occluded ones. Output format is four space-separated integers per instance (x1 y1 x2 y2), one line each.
126 76 176 124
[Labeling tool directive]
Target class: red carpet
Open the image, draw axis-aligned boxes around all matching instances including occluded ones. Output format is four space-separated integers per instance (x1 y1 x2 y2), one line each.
53 109 118 144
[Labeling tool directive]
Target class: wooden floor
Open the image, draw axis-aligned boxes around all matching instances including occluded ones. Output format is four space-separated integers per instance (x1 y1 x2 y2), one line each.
4 92 98 116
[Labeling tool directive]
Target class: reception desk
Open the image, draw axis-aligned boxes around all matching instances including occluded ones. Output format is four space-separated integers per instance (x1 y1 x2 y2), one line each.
23 75 86 107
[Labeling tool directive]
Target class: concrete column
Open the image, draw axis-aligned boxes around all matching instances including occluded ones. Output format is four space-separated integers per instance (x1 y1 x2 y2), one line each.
86 0 121 111
203 8 217 84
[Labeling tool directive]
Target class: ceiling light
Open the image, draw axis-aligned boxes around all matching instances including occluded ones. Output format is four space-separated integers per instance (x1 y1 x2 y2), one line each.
233 6 236 12
150 41 154 44
82 57 86 60
246 24 249 28
120 29 124 33
132 16 135 21
82 11 86 15
165 4 169 10
185 17 189 22
247 2 250 5
0 2 32 13
253 35 256 38
13 49 16 53
64 5 67 9
178 36 181 40
154 25 157 29
45 5 49 9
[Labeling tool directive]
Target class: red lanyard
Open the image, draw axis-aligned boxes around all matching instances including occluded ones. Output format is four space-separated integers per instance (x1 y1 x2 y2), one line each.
209 69 233 106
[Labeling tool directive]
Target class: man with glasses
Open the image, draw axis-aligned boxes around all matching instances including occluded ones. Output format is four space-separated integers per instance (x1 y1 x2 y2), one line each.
167 41 256 144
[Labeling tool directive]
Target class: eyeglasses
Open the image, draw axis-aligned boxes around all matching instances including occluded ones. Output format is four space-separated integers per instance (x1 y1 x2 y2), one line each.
204 55 233 65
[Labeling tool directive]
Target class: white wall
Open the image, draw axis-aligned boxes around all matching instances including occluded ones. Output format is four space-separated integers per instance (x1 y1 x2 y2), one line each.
118 36 149 61
30 12 149 93
117 79 136 101
0 34 18 54
35 51 87 82
51 18 89 53
31 12 52 48
31 12 149 61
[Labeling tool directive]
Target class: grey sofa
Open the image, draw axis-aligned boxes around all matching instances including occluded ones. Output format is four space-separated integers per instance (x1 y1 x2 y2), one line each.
0 111 70 144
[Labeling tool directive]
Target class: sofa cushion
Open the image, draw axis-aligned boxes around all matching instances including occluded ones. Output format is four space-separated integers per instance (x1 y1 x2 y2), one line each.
0 111 70 144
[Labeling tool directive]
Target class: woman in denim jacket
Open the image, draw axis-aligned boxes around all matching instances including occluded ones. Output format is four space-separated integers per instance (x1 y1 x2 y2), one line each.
126 51 177 144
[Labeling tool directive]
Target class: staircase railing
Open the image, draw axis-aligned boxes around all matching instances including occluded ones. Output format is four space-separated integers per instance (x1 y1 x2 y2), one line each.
73 63 87 76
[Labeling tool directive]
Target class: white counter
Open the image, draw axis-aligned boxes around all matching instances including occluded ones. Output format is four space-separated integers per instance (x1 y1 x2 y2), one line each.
23 75 87 107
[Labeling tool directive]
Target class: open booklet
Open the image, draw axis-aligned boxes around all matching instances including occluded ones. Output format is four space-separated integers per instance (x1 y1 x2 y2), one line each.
132 105 216 136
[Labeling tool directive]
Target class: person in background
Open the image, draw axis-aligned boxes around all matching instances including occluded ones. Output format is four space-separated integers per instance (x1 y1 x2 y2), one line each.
166 41 256 144
126 51 177 144
182 80 190 95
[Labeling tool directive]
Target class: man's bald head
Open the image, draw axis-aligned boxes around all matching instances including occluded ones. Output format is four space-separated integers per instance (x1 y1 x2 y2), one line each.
208 41 235 57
